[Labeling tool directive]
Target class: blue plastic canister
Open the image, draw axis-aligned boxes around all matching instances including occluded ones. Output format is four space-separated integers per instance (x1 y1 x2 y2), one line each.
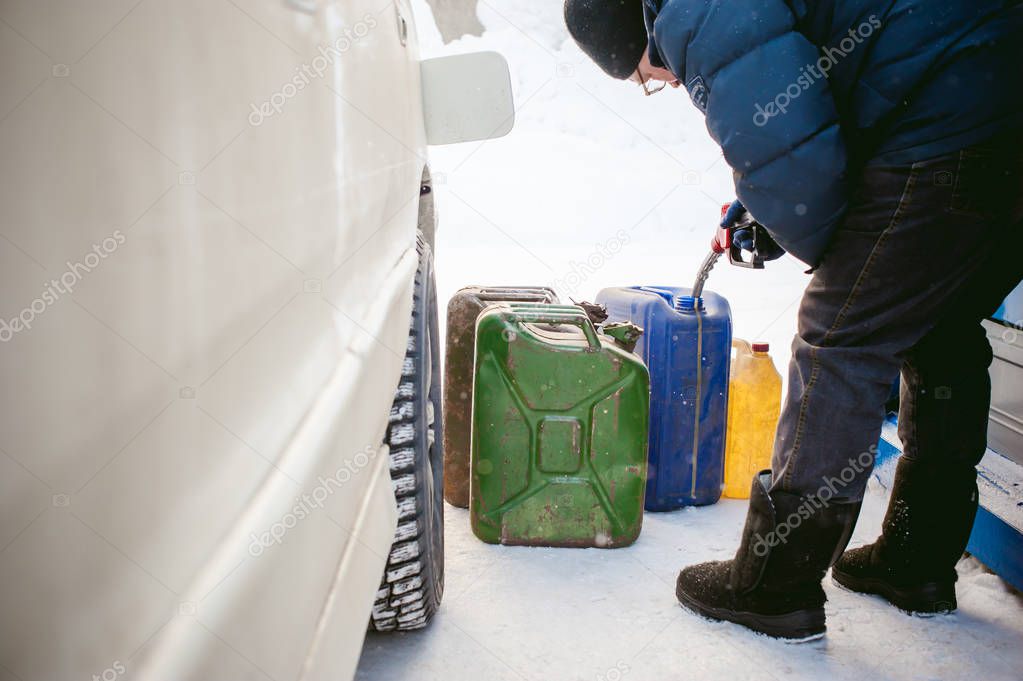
596 286 732 510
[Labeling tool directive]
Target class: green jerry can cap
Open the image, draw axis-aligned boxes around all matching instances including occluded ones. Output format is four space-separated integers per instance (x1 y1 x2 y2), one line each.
601 321 644 353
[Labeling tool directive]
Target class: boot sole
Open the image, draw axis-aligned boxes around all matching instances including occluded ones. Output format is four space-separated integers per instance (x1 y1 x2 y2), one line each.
675 583 825 641
831 567 956 616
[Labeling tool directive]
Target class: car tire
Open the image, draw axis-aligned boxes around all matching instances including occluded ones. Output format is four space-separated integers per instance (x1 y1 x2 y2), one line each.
369 233 444 631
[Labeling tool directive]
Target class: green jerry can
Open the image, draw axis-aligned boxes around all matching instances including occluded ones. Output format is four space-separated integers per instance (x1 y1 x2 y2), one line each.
470 304 649 548
444 287 559 508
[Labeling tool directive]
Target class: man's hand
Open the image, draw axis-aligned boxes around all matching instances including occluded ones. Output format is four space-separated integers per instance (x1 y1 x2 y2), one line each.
721 200 786 262
733 224 786 261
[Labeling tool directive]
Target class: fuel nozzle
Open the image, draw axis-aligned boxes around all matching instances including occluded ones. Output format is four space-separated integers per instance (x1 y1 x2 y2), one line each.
718 203 766 269
692 203 769 298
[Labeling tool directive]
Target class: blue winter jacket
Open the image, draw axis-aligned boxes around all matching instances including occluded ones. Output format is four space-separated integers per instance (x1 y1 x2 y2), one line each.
643 0 1023 265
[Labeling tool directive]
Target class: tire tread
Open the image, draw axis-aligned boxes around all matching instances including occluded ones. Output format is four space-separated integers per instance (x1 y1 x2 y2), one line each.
369 235 443 633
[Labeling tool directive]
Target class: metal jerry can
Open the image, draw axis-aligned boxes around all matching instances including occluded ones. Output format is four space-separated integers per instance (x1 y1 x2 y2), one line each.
443 286 559 507
596 286 732 510
470 304 649 548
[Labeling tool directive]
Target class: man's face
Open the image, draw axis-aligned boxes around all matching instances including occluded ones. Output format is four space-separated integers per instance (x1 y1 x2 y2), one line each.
630 49 681 91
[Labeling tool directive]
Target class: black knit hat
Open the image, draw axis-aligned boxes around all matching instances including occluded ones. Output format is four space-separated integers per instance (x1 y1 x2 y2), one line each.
564 0 648 80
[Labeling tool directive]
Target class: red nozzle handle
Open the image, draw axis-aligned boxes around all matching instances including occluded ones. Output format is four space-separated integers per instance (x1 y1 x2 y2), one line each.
713 203 732 253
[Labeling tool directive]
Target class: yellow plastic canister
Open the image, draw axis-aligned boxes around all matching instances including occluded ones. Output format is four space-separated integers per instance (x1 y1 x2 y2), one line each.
723 339 782 499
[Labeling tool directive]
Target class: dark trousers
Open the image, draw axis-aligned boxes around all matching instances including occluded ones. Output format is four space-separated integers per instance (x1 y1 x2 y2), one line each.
771 133 1023 500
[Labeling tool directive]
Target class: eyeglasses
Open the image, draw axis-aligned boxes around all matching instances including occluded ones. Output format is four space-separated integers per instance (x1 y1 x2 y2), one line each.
641 79 667 96
635 69 667 96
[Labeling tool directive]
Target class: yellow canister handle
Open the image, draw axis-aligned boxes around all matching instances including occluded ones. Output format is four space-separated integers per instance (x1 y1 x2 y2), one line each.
732 338 753 358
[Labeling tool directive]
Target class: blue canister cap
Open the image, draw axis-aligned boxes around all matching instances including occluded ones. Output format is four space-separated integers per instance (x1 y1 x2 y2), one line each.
674 295 705 313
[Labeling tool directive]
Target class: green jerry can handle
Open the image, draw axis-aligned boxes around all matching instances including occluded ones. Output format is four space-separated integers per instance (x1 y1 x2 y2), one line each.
476 286 558 300
510 303 586 313
508 310 602 352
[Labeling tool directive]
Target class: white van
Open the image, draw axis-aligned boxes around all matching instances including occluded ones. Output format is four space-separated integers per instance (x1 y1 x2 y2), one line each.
0 1 510 680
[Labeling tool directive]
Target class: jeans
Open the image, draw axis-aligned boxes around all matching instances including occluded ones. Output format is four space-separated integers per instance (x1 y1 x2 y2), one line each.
771 133 1023 500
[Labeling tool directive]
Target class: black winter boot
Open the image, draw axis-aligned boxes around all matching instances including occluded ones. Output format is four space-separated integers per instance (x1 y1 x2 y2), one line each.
831 455 978 615
676 471 861 641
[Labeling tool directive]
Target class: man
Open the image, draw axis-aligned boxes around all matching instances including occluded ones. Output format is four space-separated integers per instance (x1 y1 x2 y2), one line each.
565 0 1023 640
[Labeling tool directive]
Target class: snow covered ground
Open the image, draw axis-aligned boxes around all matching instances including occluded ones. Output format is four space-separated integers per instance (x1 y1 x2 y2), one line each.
358 485 1022 681
356 3 1023 679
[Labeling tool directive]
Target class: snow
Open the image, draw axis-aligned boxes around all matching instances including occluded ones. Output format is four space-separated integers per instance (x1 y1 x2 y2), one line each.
354 3 1023 679
357 481 1023 681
